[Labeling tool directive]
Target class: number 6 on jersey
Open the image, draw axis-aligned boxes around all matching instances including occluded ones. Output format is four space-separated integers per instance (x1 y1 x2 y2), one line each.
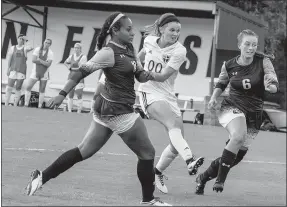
242 79 251 89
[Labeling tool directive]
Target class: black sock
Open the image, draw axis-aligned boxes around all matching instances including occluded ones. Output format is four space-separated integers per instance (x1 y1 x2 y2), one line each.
200 157 220 183
154 167 162 175
232 149 248 166
137 159 155 202
42 147 83 184
216 149 236 183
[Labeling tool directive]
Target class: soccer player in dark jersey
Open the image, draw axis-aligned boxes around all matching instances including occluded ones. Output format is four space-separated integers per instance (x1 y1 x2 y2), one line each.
64 43 87 113
25 12 171 206
194 29 279 194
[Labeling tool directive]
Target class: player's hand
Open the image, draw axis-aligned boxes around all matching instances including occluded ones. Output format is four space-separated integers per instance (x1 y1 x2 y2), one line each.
47 95 65 109
265 84 277 93
264 74 277 93
208 98 220 111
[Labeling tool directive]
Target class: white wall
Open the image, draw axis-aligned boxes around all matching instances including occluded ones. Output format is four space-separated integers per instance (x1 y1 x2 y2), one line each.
1 5 214 103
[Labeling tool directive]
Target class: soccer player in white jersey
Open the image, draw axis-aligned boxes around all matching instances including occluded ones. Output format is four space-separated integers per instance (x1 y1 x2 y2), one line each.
25 39 53 108
64 43 87 113
137 13 204 194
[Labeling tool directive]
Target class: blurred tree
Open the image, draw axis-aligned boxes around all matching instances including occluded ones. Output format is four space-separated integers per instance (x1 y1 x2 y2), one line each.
219 0 286 109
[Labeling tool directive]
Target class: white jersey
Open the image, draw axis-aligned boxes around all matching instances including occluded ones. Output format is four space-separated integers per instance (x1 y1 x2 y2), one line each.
138 35 186 99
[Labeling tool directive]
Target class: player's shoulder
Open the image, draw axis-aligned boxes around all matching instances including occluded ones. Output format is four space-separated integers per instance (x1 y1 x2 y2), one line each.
255 51 275 61
144 35 158 45
224 56 238 71
33 47 40 53
174 42 186 55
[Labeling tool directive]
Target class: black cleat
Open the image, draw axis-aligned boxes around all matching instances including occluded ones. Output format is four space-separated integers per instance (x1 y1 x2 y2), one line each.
213 181 224 193
195 174 206 195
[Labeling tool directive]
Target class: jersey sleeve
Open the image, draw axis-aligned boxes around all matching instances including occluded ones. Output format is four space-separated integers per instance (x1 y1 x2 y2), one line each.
65 55 72 64
263 57 279 89
73 47 115 81
79 55 88 65
166 47 187 71
215 62 230 91
47 50 54 61
32 47 40 56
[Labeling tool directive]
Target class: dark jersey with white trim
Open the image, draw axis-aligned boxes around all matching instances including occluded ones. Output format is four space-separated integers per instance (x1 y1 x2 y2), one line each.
101 42 137 106
216 53 279 114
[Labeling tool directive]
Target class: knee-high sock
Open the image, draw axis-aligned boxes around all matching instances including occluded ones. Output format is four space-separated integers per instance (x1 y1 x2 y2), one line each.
38 93 45 108
77 99 83 112
137 159 155 202
67 98 73 112
25 91 31 106
200 149 248 184
216 149 236 183
14 90 21 106
168 128 193 162
42 147 83 184
5 86 13 106
155 144 178 173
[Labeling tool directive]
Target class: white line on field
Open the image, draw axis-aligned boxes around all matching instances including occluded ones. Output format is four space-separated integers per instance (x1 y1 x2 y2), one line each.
3 147 286 165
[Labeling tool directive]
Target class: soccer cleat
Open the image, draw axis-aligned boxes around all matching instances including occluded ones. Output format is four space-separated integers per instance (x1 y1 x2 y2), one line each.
195 174 206 195
26 170 43 196
187 157 205 175
155 173 168 194
141 198 172 206
213 181 224 193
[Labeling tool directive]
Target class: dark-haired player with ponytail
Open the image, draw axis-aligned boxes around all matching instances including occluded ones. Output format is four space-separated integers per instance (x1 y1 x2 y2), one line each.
25 12 171 206
195 29 279 194
137 13 204 194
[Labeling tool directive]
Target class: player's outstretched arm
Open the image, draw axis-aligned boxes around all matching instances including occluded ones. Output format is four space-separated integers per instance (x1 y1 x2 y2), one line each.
263 57 279 93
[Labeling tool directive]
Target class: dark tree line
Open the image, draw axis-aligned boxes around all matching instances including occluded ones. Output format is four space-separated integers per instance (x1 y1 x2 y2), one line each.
219 0 286 108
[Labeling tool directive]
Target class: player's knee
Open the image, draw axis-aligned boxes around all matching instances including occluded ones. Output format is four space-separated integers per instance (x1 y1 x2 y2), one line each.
15 86 22 91
77 94 83 100
139 145 155 160
78 142 93 160
39 88 46 93
229 131 246 146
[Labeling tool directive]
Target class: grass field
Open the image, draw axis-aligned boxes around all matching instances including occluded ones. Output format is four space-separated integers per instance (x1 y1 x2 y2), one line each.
2 106 286 206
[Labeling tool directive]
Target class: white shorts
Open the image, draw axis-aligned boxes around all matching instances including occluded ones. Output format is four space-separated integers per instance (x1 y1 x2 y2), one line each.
218 106 259 148
93 112 140 134
217 107 245 128
138 91 181 118
30 70 49 81
9 71 25 80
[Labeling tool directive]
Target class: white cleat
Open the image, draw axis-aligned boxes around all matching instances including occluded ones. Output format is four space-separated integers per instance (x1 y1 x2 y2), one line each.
155 173 168 194
141 198 172 206
26 170 43 196
187 157 205 175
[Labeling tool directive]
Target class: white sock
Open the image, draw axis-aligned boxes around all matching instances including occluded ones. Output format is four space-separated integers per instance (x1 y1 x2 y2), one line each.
168 128 193 162
77 99 83 112
67 98 73 112
38 93 45 108
5 86 13 106
25 91 31 106
14 90 21 106
156 144 178 173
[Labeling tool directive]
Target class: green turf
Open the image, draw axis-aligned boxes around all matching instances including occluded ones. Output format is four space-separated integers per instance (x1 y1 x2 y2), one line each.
2 106 286 206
